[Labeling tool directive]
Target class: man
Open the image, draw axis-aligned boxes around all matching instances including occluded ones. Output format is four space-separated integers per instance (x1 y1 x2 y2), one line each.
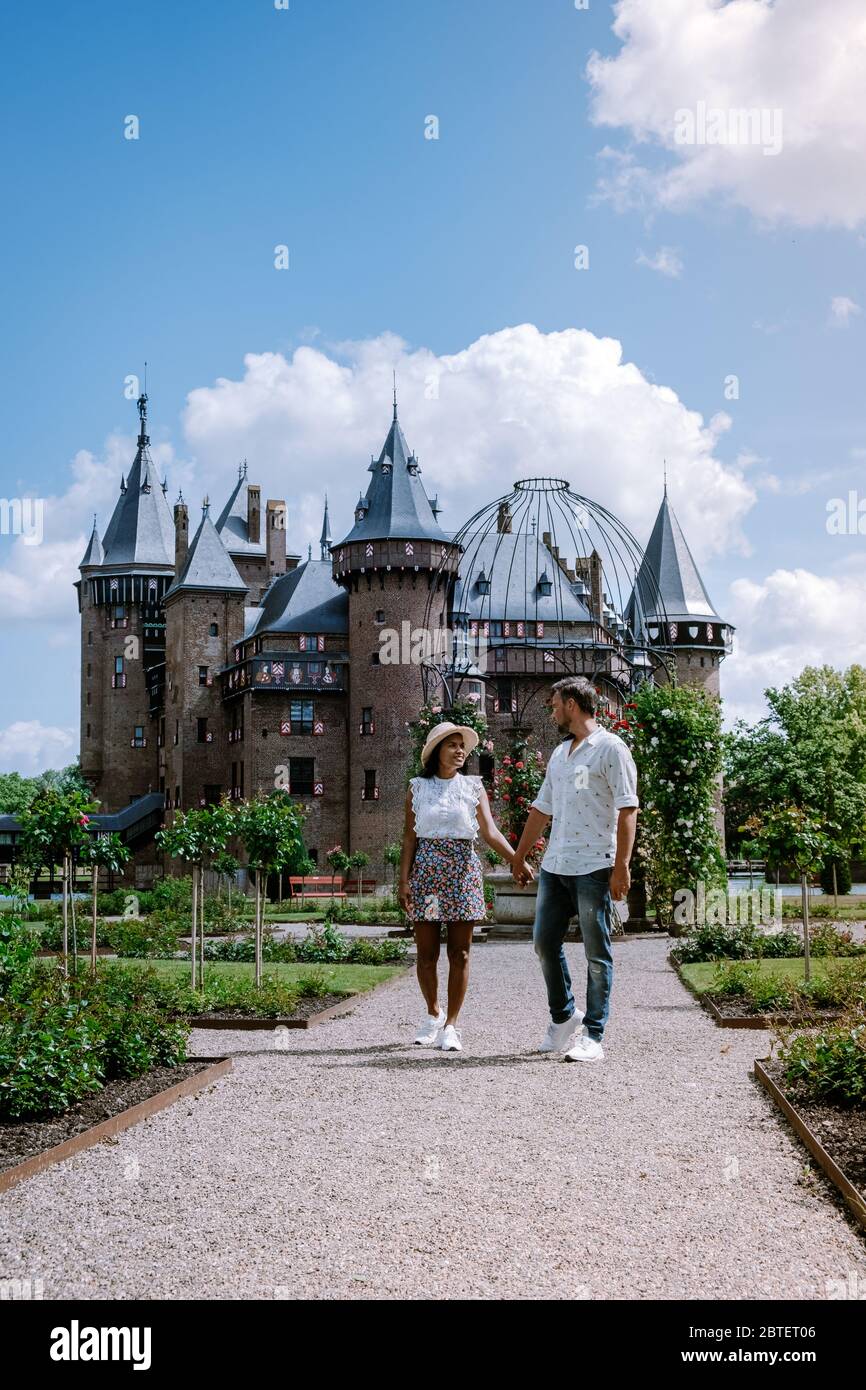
511 677 638 1062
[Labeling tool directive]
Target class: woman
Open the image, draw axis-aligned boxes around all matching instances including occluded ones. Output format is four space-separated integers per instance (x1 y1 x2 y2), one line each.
398 721 530 1052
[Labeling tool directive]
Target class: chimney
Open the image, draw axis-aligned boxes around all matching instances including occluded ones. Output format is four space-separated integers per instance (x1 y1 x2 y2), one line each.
247 485 261 545
266 499 287 575
497 501 512 534
174 499 189 574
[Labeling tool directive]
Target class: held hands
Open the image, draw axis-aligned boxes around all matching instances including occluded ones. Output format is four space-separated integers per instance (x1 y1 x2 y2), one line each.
511 856 535 887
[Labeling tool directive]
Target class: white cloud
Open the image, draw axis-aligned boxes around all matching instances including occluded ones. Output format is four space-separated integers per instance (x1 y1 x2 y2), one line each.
183 325 755 563
0 721 76 776
829 296 861 328
723 565 866 725
636 246 683 278
587 0 866 229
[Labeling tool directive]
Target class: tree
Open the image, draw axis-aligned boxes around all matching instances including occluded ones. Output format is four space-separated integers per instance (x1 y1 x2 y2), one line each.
212 850 240 908
18 787 98 975
79 832 131 973
235 794 306 986
157 802 236 990
348 851 370 906
741 804 832 982
383 842 402 890
326 846 350 907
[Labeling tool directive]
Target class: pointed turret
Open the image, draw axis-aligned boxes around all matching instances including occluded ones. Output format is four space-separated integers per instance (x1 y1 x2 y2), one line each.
79 515 104 570
626 488 733 692
335 402 446 546
319 496 332 559
165 500 248 598
100 393 175 569
215 461 266 558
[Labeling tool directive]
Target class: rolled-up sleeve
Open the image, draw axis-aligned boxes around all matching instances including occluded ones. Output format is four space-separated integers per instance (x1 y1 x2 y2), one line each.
606 743 639 810
531 763 554 816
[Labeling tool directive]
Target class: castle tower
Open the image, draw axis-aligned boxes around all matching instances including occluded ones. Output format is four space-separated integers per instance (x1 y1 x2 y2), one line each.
332 398 456 866
627 487 734 695
162 500 249 812
75 393 175 809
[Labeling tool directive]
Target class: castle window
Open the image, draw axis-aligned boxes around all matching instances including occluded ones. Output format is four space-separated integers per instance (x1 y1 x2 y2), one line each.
375 610 385 624
197 718 210 743
174 719 179 745
299 635 309 652
198 666 209 686
362 769 379 801
86 692 91 706
88 631 92 645
115 656 124 674
175 785 181 808
371 652 380 666
87 663 91 678
289 758 314 796
131 725 146 748
86 723 91 738
308 662 321 677
361 707 374 735
203 785 221 805
290 699 314 734
209 623 218 637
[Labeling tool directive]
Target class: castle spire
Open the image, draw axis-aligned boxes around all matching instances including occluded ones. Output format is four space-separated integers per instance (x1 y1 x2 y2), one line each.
319 495 332 559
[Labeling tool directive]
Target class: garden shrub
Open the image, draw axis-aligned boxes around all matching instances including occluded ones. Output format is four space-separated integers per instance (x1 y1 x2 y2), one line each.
107 917 181 959
782 1022 866 1107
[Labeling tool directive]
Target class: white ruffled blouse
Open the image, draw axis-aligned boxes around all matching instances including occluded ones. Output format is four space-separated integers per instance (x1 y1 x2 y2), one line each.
410 774 484 841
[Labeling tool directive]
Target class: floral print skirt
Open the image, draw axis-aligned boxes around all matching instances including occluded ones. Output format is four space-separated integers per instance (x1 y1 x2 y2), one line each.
408 837 486 923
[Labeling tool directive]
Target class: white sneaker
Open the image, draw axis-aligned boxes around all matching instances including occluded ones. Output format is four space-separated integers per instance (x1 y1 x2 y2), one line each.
440 1024 463 1052
563 1028 604 1063
538 1011 584 1054
414 1008 445 1046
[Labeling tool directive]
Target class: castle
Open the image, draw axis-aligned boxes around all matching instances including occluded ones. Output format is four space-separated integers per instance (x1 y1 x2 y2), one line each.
74 392 733 885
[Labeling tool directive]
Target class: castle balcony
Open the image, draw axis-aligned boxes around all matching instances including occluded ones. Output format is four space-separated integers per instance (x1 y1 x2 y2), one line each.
222 655 346 699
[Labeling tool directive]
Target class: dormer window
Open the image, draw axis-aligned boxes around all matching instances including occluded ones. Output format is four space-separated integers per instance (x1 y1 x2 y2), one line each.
538 571 553 597
381 462 392 475
476 569 491 596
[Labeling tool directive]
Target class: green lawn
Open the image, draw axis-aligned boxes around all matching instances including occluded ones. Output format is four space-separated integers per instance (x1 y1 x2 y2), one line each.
113 957 406 995
677 957 838 995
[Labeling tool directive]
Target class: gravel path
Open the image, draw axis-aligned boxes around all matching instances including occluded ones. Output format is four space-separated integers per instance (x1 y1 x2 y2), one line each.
2 939 864 1300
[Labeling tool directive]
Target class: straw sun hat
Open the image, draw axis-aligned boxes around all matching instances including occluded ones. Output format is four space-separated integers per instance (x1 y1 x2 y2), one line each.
419 721 479 768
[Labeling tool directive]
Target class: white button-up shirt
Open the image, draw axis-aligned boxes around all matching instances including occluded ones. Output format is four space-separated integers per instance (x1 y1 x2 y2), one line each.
531 728 639 876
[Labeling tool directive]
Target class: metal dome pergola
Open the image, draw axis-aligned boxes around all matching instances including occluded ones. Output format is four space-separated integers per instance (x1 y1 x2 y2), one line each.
421 476 673 724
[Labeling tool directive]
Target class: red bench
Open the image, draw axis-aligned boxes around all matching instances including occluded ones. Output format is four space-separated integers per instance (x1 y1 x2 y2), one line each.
288 876 347 900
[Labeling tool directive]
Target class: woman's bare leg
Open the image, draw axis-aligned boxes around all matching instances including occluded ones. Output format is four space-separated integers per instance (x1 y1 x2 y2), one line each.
445 922 474 1026
413 922 442 1015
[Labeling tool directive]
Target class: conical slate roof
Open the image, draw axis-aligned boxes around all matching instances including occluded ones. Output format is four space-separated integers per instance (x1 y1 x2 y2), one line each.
626 490 722 630
249 558 347 636
79 516 104 569
165 506 248 599
100 397 175 570
215 464 266 557
336 407 447 545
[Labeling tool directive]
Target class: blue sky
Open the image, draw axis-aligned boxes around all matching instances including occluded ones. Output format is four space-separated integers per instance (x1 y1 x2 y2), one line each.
1 0 865 771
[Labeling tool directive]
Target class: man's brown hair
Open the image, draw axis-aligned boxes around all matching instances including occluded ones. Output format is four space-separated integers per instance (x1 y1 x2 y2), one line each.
550 676 598 716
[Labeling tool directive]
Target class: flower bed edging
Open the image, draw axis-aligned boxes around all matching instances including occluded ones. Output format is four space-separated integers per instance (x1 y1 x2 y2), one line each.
0 1057 232 1196
753 1058 866 1234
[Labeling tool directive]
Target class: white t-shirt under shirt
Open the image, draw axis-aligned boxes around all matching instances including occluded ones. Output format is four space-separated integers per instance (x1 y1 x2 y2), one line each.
531 728 639 876
410 774 483 840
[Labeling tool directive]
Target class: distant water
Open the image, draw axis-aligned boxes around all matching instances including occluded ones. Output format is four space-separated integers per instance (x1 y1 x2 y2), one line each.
727 875 866 897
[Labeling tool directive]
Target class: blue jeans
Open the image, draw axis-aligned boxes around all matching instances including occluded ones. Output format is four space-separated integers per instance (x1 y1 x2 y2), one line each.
533 866 614 1041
